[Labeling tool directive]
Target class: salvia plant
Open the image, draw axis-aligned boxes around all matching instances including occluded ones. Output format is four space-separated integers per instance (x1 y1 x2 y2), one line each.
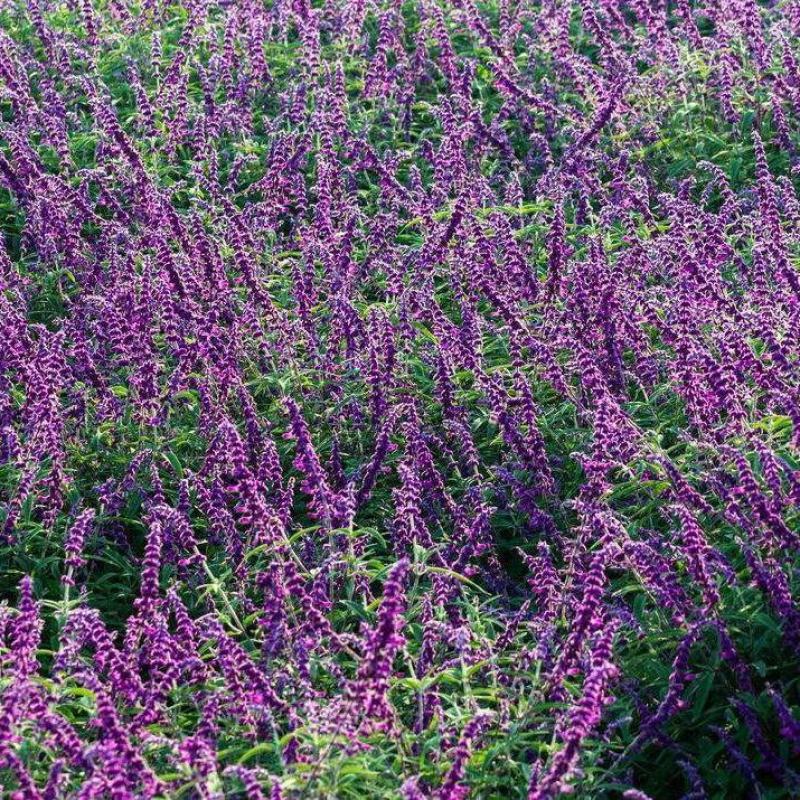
0 0 799 797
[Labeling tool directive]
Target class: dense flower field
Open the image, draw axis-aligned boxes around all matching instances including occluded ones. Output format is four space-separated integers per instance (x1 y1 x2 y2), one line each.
1 0 800 796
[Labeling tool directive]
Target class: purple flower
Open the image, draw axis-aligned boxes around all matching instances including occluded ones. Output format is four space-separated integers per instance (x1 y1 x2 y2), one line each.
9 577 42 680
63 508 96 587
348 559 410 723
436 712 492 800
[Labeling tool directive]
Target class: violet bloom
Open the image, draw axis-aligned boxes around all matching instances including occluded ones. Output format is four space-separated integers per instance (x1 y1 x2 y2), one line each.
768 687 800 756
529 621 620 799
63 508 97 587
436 712 492 799
284 397 337 527
349 559 410 723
